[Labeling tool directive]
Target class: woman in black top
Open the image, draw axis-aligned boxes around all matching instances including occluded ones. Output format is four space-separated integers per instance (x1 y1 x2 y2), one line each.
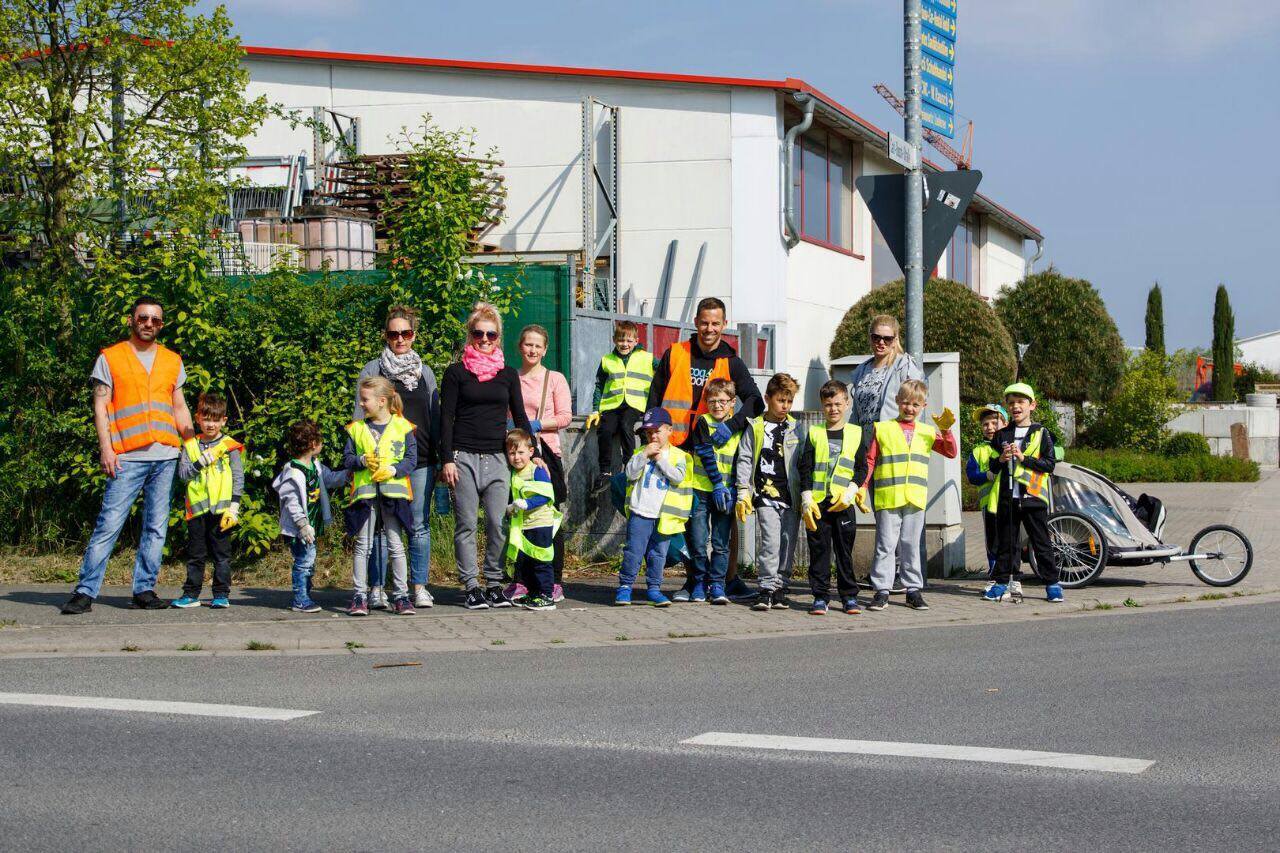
440 302 534 609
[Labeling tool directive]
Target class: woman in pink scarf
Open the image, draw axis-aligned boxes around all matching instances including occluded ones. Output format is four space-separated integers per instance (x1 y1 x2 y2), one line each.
439 302 534 610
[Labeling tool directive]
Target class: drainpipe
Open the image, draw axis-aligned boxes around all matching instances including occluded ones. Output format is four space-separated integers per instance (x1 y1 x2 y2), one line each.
1025 237 1044 278
783 92 816 249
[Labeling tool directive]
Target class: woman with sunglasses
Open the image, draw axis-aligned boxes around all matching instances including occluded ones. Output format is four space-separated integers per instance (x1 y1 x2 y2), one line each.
354 305 440 611
440 302 535 610
846 314 924 431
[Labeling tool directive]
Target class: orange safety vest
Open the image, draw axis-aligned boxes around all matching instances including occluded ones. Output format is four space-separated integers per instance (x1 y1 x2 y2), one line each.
102 341 183 454
659 340 732 446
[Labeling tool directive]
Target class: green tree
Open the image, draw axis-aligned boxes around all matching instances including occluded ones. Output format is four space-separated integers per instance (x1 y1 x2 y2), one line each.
1211 284 1235 401
1080 351 1181 453
1144 283 1165 356
994 267 1125 404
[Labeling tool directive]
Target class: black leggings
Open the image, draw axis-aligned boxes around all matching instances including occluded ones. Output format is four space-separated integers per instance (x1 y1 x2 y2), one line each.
540 440 568 584
995 498 1057 585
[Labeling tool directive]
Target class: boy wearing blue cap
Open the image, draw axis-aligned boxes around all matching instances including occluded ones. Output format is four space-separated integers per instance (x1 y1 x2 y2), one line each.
967 403 1007 597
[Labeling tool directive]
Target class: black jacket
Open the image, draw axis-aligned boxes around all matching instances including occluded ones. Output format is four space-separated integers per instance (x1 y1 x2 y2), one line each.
645 334 764 446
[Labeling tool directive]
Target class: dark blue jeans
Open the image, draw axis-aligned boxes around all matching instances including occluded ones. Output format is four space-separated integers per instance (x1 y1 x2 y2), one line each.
513 525 555 598
687 491 732 588
619 513 672 588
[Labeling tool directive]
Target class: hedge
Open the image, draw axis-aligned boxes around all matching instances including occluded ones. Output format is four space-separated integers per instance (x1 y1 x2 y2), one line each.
1064 448 1258 483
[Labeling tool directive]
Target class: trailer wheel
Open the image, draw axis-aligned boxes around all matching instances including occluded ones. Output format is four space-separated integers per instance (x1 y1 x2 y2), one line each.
1029 511 1108 589
1188 524 1253 587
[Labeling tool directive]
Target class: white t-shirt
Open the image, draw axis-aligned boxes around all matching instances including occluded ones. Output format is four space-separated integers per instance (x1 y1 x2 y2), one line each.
1009 425 1030 498
91 345 187 462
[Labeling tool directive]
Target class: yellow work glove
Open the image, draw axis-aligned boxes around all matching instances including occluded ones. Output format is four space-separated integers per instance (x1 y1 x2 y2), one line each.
734 496 754 523
932 406 956 432
371 465 395 483
198 443 229 468
218 503 240 532
829 488 853 514
584 412 601 430
363 451 381 471
853 487 871 515
800 493 821 532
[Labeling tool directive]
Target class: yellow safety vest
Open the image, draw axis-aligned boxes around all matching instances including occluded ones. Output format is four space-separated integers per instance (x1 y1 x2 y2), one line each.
346 416 415 502
599 349 654 413
872 420 935 511
1010 427 1050 504
808 423 862 503
690 413 741 492
182 436 244 520
505 467 562 565
625 444 695 535
970 443 999 514
748 414 798 471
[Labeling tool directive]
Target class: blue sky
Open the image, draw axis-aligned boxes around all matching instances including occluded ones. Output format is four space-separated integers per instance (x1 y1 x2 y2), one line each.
207 0 1280 350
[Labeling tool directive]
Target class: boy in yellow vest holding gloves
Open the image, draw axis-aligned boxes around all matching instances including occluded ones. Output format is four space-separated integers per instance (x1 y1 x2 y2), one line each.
504 428 561 611
679 377 740 605
966 403 1008 596
798 380 870 615
173 393 243 609
616 407 693 607
586 321 654 488
859 379 958 612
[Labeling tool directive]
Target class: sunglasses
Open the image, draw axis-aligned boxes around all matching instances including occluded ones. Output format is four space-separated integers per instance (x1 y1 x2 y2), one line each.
871 333 895 344
386 329 415 341
470 329 500 342
134 315 164 327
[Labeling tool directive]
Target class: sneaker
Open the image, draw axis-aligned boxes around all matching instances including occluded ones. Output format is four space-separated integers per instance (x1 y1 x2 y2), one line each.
552 583 565 603
982 583 1010 602
726 576 755 602
1009 580 1025 602
414 586 434 609
752 592 772 612
393 596 416 616
594 472 612 492
503 582 528 601
1045 583 1065 603
209 597 230 609
60 593 93 615
485 586 513 608
130 590 168 610
170 596 201 609
464 588 490 610
291 599 322 613
809 598 829 615
708 583 729 605
347 594 369 616
613 586 632 606
647 587 672 607
690 581 707 603
771 590 790 610
368 587 389 610
982 580 997 597
842 597 861 615
522 594 556 611
866 591 890 611
672 587 692 603
905 590 930 610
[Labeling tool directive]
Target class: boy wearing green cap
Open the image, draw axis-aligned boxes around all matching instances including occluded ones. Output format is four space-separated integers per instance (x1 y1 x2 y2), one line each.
984 383 1061 603
966 403 1007 596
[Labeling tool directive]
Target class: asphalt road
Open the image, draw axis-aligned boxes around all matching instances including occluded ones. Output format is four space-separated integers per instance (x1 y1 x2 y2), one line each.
2 600 1277 852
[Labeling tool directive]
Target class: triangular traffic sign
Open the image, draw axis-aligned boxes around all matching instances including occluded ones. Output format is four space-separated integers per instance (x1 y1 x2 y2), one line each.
855 170 982 275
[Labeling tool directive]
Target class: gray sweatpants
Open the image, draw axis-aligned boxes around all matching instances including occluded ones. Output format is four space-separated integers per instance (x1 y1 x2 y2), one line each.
353 505 408 598
755 504 800 592
452 450 510 590
871 506 925 592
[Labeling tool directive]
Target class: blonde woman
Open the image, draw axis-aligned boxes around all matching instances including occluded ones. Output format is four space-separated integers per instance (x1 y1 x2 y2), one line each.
440 302 535 609
846 314 924 430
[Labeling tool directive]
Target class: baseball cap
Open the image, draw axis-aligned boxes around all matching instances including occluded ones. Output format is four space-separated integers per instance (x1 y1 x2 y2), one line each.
639 407 672 429
972 403 1009 423
1003 382 1037 402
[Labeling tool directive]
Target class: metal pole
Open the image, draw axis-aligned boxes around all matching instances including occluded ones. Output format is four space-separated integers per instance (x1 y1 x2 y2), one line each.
903 0 925 363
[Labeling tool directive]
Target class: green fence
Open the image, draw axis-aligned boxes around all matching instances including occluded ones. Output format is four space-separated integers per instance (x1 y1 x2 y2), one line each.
487 263 573 378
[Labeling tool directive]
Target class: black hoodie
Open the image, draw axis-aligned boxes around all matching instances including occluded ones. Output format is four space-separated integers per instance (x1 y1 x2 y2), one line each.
646 334 764 447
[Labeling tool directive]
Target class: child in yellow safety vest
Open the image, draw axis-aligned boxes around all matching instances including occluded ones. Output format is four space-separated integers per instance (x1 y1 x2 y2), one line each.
681 377 740 605
858 379 958 612
173 392 243 610
984 382 1062 604
503 429 561 611
798 379 870 615
966 403 1008 595
585 320 654 486
342 376 418 617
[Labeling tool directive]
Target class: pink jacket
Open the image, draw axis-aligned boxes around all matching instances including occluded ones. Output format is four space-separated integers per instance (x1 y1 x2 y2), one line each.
517 368 572 457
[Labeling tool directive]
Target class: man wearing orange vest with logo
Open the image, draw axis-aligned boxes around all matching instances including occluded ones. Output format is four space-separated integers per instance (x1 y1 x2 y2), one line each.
62 297 195 614
647 296 763 599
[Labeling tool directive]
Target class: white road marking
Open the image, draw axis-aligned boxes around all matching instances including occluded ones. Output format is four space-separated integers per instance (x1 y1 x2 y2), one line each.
682 732 1153 774
0 692 317 721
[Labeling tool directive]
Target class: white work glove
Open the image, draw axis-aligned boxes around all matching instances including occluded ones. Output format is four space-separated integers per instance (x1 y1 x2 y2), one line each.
298 523 316 545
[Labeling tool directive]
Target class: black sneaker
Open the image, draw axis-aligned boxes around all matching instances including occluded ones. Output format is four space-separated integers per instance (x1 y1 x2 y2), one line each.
771 590 790 610
866 591 890 611
61 592 93 615
485 586 513 608
463 588 490 610
751 592 772 612
594 472 613 492
905 590 930 610
130 590 168 610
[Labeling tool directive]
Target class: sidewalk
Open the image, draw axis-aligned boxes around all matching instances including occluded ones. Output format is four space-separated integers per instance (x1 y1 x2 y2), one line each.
1 471 1275 659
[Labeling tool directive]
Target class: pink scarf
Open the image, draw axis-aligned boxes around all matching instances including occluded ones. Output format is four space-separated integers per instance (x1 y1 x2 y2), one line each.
461 343 505 382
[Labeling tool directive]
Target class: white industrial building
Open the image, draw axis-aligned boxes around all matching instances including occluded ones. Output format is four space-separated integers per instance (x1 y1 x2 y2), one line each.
238 45 1043 407
1237 329 1280 374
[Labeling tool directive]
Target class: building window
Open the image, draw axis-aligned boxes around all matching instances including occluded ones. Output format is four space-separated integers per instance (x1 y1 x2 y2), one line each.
946 212 980 289
792 129 854 252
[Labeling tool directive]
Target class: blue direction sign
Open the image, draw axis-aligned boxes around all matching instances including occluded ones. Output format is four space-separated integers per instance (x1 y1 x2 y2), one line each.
921 101 955 137
920 53 954 88
917 0 956 138
920 28 955 64
921 1 957 40
922 78 954 113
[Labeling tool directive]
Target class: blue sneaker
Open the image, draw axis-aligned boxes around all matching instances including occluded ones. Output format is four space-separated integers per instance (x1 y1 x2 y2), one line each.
613 586 632 606
726 576 754 602
809 598 828 615
209 597 230 609
983 583 1009 602
1045 584 1065 603
647 587 672 607
170 596 200 609
291 598 322 613
708 583 729 605
689 581 706 603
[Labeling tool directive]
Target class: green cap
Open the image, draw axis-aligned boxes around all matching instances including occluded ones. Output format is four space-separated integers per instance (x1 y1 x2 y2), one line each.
1003 382 1037 402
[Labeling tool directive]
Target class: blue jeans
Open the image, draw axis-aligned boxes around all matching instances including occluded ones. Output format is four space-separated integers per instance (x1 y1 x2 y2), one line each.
368 465 434 587
619 513 672 588
687 491 733 588
76 458 177 598
289 536 317 607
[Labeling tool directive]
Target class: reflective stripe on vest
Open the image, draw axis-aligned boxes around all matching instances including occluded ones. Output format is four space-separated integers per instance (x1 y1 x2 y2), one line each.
182 436 244 519
599 350 654 413
872 420 935 511
970 444 999 513
659 341 732 445
505 469 562 565
1011 428 1049 503
102 342 183 453
346 416 415 502
690 414 741 492
809 423 862 503
625 445 695 535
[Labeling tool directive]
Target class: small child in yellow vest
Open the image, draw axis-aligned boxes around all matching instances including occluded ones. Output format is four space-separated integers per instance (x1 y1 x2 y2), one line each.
966 403 1008 596
172 392 243 609
503 428 561 611
680 377 740 605
585 320 654 486
858 379 957 612
342 376 418 617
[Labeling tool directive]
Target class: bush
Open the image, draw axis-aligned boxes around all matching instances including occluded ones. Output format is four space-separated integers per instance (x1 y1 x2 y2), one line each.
1079 351 1181 453
1065 448 1258 483
1163 432 1211 457
1238 361 1280 399
830 278 1015 404
994 267 1125 403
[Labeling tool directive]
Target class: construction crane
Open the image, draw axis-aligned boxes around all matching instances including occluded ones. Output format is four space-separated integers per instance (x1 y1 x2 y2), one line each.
874 83 974 170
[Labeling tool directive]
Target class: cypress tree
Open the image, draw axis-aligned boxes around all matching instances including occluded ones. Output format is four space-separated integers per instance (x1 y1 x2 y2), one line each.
1144 283 1165 356
1211 284 1235 402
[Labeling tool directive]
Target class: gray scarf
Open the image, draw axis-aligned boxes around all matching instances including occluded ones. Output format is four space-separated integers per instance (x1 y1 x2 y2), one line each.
379 346 422 391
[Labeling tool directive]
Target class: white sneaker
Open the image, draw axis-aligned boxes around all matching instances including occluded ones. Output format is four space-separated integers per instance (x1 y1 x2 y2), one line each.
369 586 389 610
672 588 692 603
413 586 434 609
1009 580 1024 602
